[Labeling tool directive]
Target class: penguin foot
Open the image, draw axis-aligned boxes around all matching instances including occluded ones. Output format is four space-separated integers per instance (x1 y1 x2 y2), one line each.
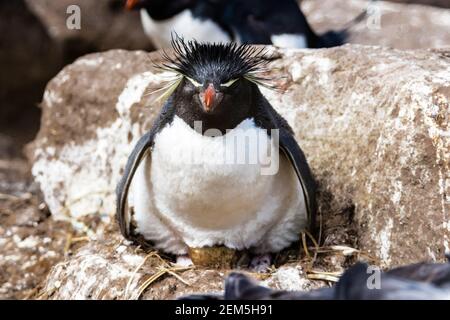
176 255 194 267
249 254 272 273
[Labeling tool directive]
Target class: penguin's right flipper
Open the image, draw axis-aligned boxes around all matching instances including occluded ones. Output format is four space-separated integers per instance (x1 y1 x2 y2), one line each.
116 130 155 240
116 99 175 240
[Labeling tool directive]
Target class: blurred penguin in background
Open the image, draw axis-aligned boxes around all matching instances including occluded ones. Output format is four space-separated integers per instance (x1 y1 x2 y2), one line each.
180 256 450 300
125 0 366 49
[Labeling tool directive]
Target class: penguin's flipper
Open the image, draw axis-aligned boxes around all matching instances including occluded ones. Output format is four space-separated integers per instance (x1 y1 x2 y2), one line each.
277 126 317 230
116 99 175 240
255 96 317 231
116 130 155 239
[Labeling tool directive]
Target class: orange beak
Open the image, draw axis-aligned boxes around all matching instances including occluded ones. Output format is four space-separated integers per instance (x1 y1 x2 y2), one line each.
203 84 215 112
125 0 140 10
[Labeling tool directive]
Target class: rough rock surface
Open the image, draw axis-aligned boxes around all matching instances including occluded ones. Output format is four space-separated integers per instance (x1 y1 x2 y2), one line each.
0 134 75 299
29 45 449 272
39 231 328 300
302 0 450 50
0 192 69 299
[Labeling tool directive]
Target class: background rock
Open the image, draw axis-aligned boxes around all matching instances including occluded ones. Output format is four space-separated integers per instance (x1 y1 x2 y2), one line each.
29 45 450 271
0 0 63 142
25 0 153 61
0 0 152 153
381 0 450 8
302 0 450 50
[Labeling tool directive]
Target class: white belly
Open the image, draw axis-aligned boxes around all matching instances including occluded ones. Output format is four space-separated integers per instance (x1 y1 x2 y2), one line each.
140 9 231 48
271 34 308 48
130 116 307 254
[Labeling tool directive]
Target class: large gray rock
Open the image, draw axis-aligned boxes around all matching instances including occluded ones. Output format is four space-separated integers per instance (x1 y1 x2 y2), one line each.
302 0 450 50
29 45 449 271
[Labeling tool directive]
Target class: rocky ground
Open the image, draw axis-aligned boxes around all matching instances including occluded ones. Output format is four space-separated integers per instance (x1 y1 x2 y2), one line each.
0 130 359 300
0 134 72 299
0 134 358 299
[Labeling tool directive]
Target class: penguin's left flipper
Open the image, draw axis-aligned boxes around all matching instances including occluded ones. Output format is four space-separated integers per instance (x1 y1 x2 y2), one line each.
258 97 317 231
278 126 317 231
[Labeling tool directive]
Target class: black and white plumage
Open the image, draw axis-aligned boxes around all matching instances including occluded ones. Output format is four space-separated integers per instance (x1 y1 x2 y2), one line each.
116 38 316 268
126 0 231 48
125 0 364 49
181 258 450 300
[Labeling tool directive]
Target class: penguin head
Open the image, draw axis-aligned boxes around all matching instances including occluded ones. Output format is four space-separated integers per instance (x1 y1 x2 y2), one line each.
158 37 271 119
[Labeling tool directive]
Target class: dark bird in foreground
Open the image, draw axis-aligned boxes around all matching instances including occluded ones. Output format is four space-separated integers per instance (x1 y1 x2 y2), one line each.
116 37 316 271
125 0 366 48
180 257 450 300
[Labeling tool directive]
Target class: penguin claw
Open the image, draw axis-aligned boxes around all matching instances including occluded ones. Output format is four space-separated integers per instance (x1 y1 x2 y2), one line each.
249 254 272 273
176 255 194 267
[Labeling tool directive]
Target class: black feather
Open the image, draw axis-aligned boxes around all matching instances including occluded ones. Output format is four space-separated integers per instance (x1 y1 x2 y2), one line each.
158 34 270 83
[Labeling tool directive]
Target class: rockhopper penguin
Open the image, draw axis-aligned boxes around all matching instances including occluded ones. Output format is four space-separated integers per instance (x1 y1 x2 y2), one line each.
125 0 365 49
116 37 316 271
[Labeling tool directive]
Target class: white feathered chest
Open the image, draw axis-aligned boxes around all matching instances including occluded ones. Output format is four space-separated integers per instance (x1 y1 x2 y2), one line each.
129 116 307 255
